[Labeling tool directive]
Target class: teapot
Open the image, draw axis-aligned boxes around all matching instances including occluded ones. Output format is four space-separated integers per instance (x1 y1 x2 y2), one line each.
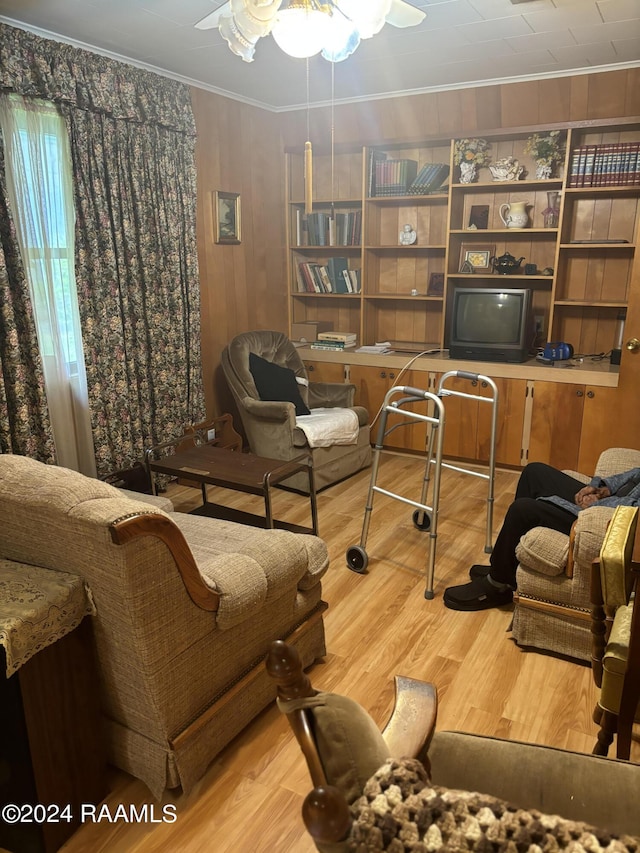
490 252 525 275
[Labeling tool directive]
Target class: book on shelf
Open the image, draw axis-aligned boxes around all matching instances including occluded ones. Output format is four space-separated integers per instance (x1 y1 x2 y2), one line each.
310 340 356 350
368 149 388 197
327 256 350 293
407 163 450 195
373 158 418 196
317 331 357 342
568 141 640 187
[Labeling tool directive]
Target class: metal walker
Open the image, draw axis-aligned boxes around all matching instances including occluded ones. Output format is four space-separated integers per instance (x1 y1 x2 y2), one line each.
346 385 446 599
345 371 499 600
421 370 499 556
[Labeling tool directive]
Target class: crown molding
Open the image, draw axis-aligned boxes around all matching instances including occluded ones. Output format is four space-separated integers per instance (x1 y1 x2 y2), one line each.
2 16 639 114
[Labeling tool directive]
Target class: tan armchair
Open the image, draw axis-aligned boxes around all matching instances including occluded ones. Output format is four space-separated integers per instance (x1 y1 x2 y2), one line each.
511 447 640 662
221 330 371 492
266 640 640 851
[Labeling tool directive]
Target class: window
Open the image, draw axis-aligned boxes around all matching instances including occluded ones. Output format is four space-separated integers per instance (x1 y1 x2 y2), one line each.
0 94 95 475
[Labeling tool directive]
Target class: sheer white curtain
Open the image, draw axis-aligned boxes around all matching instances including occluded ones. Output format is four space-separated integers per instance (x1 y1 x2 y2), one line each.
0 94 95 476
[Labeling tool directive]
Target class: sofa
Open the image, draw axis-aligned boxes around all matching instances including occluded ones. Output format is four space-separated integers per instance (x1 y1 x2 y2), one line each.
511 447 640 662
0 453 329 799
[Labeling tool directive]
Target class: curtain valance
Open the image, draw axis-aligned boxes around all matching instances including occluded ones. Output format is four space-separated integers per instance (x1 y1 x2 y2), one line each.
0 23 196 135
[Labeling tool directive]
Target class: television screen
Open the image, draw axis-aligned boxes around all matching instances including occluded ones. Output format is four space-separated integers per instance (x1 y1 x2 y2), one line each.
449 288 533 363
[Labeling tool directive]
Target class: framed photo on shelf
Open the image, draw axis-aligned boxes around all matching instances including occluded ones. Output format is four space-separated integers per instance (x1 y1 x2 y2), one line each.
427 272 444 296
459 243 494 272
468 204 489 230
214 191 241 244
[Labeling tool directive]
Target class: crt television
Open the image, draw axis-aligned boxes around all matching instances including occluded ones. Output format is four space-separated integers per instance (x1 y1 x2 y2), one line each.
448 287 534 363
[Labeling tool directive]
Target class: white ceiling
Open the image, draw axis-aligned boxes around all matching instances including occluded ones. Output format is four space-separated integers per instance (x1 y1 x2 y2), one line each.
1 0 639 111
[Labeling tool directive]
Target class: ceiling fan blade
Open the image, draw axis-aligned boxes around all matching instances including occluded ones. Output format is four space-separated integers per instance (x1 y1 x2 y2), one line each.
386 0 426 28
194 2 231 30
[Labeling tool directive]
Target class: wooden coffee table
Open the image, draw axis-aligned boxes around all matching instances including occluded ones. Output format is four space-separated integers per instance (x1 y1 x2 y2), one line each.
147 445 318 535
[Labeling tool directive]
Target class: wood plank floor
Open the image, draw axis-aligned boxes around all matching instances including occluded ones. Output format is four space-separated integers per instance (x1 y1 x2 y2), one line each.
61 453 637 852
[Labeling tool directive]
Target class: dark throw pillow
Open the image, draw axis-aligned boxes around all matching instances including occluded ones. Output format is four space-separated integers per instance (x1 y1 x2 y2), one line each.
249 352 310 416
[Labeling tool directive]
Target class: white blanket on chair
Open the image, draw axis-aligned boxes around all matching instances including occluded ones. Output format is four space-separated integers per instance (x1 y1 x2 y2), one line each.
295 408 360 448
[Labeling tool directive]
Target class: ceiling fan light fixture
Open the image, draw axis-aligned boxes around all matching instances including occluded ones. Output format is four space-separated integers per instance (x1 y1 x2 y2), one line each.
271 1 333 59
321 12 360 61
334 0 392 38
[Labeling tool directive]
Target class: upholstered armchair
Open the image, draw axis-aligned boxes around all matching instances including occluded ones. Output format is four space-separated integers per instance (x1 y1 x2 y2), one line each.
511 447 640 663
591 505 640 759
221 330 371 493
266 640 640 851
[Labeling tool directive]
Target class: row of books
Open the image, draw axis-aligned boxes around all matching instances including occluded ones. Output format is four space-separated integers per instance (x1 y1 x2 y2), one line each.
373 157 418 196
296 209 362 247
567 142 640 187
296 259 361 294
309 332 357 351
406 162 449 195
368 150 449 196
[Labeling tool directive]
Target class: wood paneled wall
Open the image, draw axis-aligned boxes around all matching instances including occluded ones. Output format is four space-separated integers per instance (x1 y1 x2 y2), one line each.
192 69 640 422
192 88 288 418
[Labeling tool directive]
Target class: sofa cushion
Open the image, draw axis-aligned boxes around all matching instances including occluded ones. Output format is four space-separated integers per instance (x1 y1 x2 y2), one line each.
168 513 329 629
249 352 310 416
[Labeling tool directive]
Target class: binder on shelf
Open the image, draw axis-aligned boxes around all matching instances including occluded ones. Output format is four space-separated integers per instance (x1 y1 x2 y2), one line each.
327 256 350 293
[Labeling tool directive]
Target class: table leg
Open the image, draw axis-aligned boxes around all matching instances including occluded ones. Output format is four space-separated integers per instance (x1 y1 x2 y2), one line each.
264 473 274 528
307 462 319 536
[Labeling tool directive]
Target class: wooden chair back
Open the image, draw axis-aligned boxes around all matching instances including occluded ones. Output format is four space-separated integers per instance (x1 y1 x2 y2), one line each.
590 505 640 758
266 640 437 846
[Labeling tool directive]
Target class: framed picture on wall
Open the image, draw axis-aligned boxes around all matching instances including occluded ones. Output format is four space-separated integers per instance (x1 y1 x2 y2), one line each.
215 191 241 244
427 272 444 296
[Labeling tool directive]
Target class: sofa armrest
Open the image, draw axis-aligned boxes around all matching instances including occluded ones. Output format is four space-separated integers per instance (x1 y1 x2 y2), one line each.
516 526 570 577
308 382 356 409
110 513 219 611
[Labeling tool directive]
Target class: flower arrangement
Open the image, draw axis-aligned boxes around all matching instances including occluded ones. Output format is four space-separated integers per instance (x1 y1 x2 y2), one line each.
453 137 491 166
524 131 565 167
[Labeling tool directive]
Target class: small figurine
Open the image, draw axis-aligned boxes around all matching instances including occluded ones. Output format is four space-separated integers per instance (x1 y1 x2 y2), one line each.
399 224 417 245
489 157 524 182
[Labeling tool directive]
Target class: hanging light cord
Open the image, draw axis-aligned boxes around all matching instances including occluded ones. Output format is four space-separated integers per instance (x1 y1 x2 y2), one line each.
304 57 313 215
330 61 335 218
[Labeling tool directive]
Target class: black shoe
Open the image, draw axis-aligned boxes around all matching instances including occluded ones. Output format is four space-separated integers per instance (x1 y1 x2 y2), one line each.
469 564 490 580
443 576 513 612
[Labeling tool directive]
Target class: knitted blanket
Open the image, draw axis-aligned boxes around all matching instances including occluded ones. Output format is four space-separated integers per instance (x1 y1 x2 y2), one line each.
347 758 639 853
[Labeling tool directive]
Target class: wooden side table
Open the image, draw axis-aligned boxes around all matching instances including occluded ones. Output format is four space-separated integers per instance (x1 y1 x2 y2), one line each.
0 563 106 853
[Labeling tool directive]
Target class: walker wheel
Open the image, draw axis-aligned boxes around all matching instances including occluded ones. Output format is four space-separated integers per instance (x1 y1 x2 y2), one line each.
412 509 431 531
346 546 368 574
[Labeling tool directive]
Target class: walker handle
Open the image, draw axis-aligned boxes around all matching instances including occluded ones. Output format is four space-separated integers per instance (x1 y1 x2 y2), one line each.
403 387 431 399
455 371 480 381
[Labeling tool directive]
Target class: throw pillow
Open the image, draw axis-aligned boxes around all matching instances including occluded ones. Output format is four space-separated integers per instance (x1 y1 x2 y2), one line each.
249 352 310 416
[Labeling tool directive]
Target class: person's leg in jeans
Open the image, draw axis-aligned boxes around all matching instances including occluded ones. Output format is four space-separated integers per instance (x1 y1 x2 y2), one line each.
443 463 584 610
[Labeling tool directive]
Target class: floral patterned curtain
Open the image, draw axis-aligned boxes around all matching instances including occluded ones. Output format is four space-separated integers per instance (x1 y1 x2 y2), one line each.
0 143 56 461
0 24 205 473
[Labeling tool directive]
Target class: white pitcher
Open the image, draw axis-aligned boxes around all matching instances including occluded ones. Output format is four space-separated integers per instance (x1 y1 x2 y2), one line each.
500 201 530 229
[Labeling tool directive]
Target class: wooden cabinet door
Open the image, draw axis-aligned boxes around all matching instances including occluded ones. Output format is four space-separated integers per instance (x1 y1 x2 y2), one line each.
528 381 585 470
477 377 527 467
577 386 628 473
303 360 347 383
434 373 481 461
348 365 429 450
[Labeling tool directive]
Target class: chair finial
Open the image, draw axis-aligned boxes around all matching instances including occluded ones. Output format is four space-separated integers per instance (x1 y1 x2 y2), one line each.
266 640 315 701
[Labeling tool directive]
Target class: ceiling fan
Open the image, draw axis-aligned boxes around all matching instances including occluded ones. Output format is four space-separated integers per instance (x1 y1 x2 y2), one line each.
195 0 427 63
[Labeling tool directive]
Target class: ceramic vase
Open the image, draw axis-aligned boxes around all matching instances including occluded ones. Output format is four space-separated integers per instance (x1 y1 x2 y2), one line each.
499 201 530 229
535 161 553 179
459 161 478 184
543 191 561 228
